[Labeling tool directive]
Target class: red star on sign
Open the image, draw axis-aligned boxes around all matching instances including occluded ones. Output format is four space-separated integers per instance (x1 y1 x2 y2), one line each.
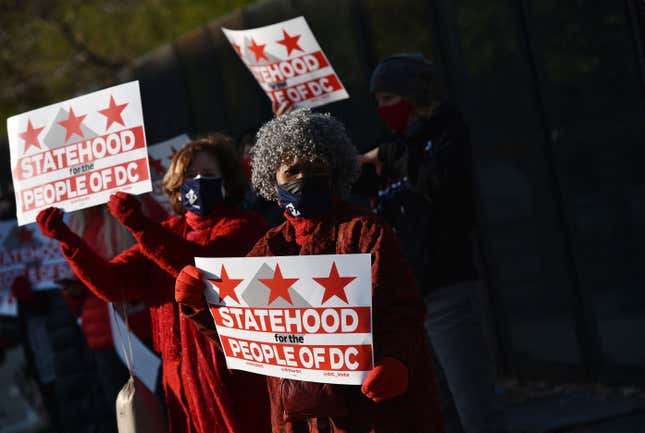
98 95 128 131
18 119 45 153
259 263 298 305
313 262 356 304
18 227 34 244
247 38 268 62
149 156 164 175
208 265 244 303
58 107 86 142
276 29 303 56
232 43 242 56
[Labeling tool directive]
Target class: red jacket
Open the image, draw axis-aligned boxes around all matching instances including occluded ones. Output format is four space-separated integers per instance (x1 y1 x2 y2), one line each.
247 203 444 433
66 207 152 350
60 206 271 433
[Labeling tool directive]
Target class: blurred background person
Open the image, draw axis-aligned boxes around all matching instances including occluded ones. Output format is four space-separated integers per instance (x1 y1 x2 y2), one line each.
360 53 503 433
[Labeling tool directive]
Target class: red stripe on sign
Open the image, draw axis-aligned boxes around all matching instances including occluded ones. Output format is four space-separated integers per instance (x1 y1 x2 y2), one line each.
15 126 146 181
249 51 330 85
220 335 373 371
267 74 342 104
211 306 371 334
20 157 149 212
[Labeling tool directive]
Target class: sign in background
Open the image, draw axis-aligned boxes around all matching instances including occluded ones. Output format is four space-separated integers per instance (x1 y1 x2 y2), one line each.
147 134 190 214
0 288 17 317
196 254 372 385
7 81 152 226
223 17 349 109
0 220 73 296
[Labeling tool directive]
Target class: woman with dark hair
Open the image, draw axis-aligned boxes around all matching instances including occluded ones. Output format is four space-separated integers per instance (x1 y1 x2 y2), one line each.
175 110 445 433
36 134 270 433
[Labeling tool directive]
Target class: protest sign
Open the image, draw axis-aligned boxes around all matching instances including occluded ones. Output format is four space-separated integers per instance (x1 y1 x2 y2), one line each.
147 134 190 213
109 305 161 393
0 288 17 317
7 81 152 226
0 220 74 292
196 254 373 385
223 17 349 109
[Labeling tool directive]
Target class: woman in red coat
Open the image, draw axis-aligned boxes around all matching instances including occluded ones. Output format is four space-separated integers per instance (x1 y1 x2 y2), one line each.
36 134 271 433
176 111 445 433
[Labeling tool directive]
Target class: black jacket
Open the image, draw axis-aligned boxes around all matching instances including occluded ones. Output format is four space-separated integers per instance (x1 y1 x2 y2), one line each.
377 102 478 292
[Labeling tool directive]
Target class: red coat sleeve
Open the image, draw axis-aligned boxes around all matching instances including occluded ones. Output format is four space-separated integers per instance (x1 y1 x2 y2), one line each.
130 212 268 278
61 239 153 303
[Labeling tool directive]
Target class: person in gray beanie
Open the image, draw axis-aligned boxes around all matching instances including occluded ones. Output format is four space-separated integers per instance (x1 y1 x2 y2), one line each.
361 54 505 433
175 108 446 432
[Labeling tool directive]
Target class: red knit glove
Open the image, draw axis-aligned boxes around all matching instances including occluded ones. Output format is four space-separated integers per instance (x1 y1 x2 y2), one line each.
175 265 207 311
36 207 78 247
11 275 34 303
107 192 146 232
361 357 409 402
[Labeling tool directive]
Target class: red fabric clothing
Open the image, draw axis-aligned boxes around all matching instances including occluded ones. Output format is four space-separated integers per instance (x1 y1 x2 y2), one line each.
59 205 271 433
247 202 444 433
67 207 152 350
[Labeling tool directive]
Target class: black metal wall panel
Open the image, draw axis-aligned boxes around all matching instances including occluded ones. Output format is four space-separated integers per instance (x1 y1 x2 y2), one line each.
132 44 192 144
174 27 230 135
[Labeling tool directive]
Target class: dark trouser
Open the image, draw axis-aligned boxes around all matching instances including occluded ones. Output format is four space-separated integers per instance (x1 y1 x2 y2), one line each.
424 282 505 433
93 347 130 433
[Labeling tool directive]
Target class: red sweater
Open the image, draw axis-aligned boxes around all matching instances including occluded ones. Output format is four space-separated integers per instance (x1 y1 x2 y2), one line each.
247 203 444 433
60 206 271 433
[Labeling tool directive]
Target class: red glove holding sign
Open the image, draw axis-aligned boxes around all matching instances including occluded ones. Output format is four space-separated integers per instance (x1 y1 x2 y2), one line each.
361 357 409 403
36 207 79 248
107 191 146 232
175 265 207 311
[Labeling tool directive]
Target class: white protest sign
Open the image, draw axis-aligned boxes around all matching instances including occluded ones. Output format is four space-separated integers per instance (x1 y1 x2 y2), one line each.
196 254 373 385
147 134 190 213
109 305 161 393
223 17 349 109
0 220 73 292
7 81 152 226
0 288 17 317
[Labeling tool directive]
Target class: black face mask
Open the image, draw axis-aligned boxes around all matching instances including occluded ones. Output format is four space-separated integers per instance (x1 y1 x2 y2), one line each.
276 176 332 218
180 176 224 216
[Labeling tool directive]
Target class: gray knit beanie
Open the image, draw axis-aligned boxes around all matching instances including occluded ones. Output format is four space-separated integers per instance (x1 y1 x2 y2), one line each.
369 53 434 106
251 109 360 202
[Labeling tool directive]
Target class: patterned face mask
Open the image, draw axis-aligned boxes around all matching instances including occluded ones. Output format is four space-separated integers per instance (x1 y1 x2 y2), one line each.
276 175 332 218
180 176 224 216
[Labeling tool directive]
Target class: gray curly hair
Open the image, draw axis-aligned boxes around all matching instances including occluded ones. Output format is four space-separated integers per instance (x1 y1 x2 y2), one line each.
251 108 360 202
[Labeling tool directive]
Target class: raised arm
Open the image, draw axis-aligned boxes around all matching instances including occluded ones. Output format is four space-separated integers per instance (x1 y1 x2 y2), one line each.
108 192 267 278
37 207 151 303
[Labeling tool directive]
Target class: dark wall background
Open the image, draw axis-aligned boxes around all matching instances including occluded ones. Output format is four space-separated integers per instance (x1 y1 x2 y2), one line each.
3 0 644 385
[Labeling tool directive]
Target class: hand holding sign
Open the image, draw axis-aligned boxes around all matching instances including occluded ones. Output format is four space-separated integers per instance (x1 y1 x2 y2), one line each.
36 207 78 248
361 357 409 403
175 265 208 311
107 192 145 232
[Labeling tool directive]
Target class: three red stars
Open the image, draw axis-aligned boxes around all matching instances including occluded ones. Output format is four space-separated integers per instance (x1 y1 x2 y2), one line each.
58 107 86 142
259 263 299 305
247 38 268 63
18 119 45 153
98 95 128 131
276 29 303 56
313 262 356 304
208 265 244 303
